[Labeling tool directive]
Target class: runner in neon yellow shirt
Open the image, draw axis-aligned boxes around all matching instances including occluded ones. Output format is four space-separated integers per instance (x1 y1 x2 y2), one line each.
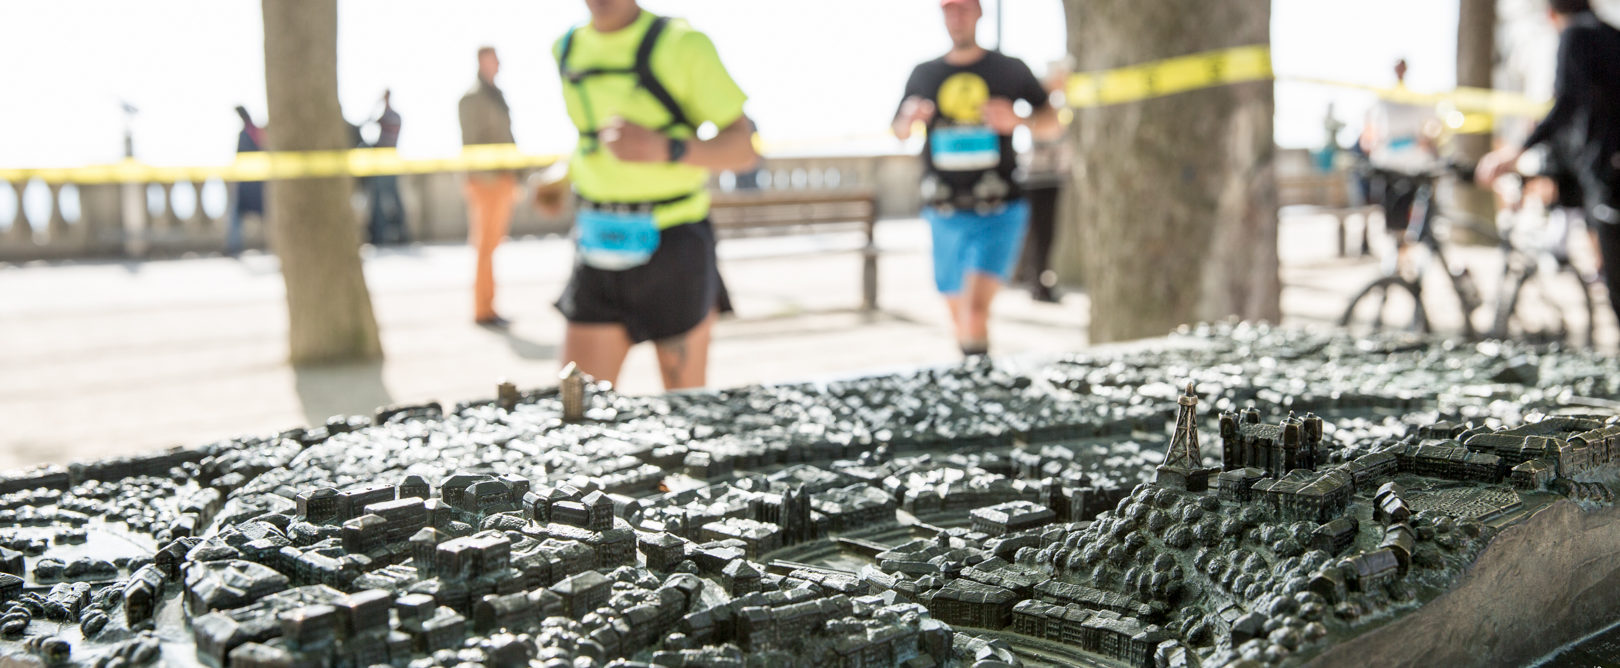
537 0 758 390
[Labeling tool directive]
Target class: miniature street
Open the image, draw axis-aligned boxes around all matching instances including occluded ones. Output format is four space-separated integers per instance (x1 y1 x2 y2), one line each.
7 212 1609 471
0 322 1616 666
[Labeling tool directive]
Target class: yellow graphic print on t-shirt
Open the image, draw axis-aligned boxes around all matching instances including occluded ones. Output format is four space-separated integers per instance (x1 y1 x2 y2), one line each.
937 72 990 123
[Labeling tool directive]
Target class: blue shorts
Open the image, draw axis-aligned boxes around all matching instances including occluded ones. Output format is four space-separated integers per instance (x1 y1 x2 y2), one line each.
924 200 1030 295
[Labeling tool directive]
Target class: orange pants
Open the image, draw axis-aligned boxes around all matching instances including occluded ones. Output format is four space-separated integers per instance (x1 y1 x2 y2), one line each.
464 175 517 321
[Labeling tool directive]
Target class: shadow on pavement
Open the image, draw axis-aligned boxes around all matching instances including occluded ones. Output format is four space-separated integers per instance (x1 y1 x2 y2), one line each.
495 329 558 361
292 361 395 427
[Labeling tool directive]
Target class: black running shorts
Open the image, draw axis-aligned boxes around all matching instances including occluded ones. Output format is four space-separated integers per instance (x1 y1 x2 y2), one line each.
555 219 729 344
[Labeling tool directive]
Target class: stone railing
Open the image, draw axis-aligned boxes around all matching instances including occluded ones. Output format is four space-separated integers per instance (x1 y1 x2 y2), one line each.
0 154 925 263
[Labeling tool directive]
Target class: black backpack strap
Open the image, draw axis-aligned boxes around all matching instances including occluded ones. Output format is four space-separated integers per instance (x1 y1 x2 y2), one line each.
558 26 579 78
634 16 693 134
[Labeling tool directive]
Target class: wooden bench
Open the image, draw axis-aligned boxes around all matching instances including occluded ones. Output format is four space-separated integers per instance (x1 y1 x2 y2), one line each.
1279 169 1380 258
707 188 881 311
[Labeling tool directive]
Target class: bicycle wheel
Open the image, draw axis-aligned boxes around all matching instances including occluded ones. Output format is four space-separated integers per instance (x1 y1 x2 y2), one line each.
1500 269 1600 348
1339 276 1430 337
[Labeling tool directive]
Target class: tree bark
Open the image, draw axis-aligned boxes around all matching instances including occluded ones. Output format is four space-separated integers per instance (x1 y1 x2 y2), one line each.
1453 0 1498 237
261 0 383 364
1061 0 1280 343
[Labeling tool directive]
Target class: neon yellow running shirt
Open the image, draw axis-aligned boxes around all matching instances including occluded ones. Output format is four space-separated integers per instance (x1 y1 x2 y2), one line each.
554 12 748 228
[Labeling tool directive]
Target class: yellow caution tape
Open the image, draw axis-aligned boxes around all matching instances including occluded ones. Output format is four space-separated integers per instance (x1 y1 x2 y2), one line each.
1065 44 1552 122
0 145 560 186
0 45 1560 186
1066 45 1275 108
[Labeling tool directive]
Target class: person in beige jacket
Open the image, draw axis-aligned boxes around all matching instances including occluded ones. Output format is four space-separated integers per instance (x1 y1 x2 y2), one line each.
458 46 518 327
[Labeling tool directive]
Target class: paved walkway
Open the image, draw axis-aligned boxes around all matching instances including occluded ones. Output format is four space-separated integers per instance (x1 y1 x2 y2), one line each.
0 215 1608 469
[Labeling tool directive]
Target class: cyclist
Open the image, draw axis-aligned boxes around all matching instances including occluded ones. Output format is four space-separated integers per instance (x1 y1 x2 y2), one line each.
1478 0 1620 327
539 0 758 390
894 0 1062 358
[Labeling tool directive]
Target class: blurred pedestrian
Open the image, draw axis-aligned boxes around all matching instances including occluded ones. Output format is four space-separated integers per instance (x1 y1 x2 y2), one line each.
367 90 407 245
1361 61 1436 229
894 0 1062 357
459 47 518 327
1478 0 1620 326
535 0 757 390
227 105 266 256
1015 60 1073 304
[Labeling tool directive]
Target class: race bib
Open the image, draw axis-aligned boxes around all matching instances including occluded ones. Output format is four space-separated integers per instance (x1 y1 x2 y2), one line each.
576 207 661 271
931 126 1002 172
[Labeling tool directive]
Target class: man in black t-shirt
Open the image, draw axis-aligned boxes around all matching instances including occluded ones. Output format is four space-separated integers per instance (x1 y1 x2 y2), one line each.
895 0 1062 358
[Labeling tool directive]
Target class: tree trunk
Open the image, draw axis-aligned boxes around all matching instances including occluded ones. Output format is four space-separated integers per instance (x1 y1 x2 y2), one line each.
1061 0 1280 343
261 0 383 364
1453 0 1498 238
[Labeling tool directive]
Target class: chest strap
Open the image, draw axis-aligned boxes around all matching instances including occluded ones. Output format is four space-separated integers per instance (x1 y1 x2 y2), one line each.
558 16 693 139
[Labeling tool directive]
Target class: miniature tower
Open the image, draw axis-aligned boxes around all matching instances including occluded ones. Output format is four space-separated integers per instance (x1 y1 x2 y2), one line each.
496 380 519 412
1154 382 1216 491
559 363 587 422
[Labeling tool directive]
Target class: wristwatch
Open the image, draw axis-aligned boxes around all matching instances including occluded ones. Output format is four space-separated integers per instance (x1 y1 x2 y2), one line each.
667 138 689 164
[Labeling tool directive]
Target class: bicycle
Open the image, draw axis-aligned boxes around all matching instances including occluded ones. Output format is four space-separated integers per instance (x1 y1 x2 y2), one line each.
1338 162 1607 348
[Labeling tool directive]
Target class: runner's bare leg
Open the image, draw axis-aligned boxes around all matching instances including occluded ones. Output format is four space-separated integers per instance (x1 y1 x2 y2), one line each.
562 323 634 386
655 310 717 390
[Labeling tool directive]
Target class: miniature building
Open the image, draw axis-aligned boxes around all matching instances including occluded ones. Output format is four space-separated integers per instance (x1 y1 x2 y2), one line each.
393 593 438 633
1154 383 1217 491
437 473 491 510
341 514 388 554
474 592 539 633
496 380 520 411
124 565 166 626
398 475 431 501
1373 483 1411 524
1344 451 1399 491
1380 524 1416 574
362 497 428 544
1250 468 1353 523
560 362 588 422
280 603 339 651
581 490 615 532
640 532 689 572
337 589 393 639
1311 516 1359 555
1034 580 1155 619
435 531 511 581
1511 458 1556 490
1219 409 1325 478
812 485 897 532
1217 467 1266 503
336 484 397 524
296 487 340 524
700 518 782 559
755 487 814 546
413 609 466 652
184 560 290 612
1308 568 1348 603
721 560 763 596
409 527 442 575
922 579 1018 629
1341 548 1402 592
969 500 1056 536
1393 442 1502 482
549 570 610 619
0 574 20 602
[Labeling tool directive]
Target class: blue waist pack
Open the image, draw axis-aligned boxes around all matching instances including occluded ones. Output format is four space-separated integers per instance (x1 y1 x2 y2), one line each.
576 207 662 271
931 125 1002 172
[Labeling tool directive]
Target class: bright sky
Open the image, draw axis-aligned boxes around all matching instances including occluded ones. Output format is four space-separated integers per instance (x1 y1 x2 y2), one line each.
0 0 1597 168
